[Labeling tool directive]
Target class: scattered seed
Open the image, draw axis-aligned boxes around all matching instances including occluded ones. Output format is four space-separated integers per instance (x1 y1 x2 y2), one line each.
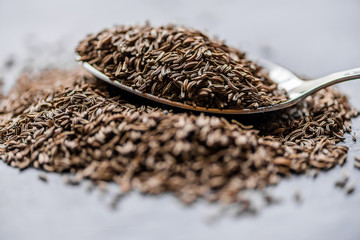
354 160 360 169
38 173 48 183
335 170 349 188
4 55 15 69
86 181 96 193
346 183 356 194
293 190 303 203
109 192 124 210
263 192 280 205
64 176 80 186
314 169 320 178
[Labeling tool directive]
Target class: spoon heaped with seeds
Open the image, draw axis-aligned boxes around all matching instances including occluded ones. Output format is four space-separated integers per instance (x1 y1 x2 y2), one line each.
75 24 360 115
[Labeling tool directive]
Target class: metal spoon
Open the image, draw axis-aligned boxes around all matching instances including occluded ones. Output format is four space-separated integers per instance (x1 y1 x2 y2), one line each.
76 56 360 115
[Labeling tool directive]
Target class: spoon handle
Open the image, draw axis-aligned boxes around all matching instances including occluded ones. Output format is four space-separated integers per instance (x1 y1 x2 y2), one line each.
288 67 360 97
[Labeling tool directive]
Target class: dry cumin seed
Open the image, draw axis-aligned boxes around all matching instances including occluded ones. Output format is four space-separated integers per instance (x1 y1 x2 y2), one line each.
354 160 360 169
0 67 357 206
38 173 48 183
335 170 350 188
109 192 124 210
75 24 288 110
346 183 356 194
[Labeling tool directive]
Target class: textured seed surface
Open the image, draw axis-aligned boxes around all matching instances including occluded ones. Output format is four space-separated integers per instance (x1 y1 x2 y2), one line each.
0 68 357 204
76 24 288 110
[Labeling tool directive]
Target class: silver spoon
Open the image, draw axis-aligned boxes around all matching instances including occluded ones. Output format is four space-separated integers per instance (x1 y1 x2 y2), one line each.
76 56 360 115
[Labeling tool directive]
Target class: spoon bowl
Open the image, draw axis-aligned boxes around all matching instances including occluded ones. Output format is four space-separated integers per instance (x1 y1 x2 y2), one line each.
76 55 360 115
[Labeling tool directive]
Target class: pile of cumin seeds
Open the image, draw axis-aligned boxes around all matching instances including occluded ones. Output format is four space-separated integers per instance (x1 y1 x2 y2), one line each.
0 68 357 204
76 24 288 110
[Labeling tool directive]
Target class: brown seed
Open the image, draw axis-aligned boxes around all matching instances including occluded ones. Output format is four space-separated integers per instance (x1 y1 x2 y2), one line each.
38 173 48 183
334 170 349 188
75 24 289 110
0 63 357 207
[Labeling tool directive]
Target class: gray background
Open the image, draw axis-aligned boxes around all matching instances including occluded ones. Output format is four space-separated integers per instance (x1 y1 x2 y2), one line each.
0 0 360 239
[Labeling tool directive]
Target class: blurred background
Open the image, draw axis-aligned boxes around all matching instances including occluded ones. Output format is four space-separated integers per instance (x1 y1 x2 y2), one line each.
0 0 359 240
